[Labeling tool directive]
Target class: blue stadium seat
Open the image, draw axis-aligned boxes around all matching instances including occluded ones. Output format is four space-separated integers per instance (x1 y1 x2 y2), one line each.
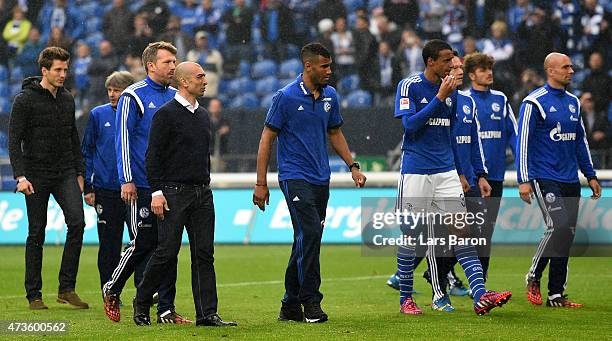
0 131 8 149
251 60 277 79
228 92 259 109
343 0 365 12
259 93 275 109
85 32 105 51
285 44 300 59
338 74 360 93
80 2 102 18
85 17 102 35
368 0 383 10
9 66 23 83
239 60 251 78
279 58 301 78
255 76 279 97
0 97 9 114
227 77 256 96
10 83 21 97
0 82 9 97
344 90 372 108
329 156 349 172
0 65 7 81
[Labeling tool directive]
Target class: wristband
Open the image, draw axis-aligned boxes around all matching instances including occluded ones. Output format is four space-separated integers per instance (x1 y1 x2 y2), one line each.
18 177 27 183
255 183 267 187
587 176 598 182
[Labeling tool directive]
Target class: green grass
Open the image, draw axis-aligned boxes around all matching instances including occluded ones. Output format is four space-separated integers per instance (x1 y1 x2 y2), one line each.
0 245 611 340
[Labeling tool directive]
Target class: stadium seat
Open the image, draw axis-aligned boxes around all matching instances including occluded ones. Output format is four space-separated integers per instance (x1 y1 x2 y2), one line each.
259 93 275 109
239 60 251 78
255 76 279 97
228 92 259 109
337 74 360 94
0 97 9 114
285 44 300 59
227 77 256 96
343 0 365 13
9 67 23 84
85 17 102 35
344 90 372 108
279 58 301 78
329 156 349 172
0 65 7 82
10 83 21 97
0 82 9 97
0 131 8 150
80 2 102 18
368 0 383 10
251 60 277 79
85 32 105 51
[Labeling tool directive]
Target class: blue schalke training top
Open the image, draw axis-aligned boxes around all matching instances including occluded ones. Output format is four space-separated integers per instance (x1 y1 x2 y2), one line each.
394 73 462 175
82 103 120 191
453 90 487 187
516 84 595 183
265 74 343 185
115 76 176 188
466 88 517 181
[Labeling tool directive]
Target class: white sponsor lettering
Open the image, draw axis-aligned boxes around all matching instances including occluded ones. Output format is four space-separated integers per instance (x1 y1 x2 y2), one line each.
479 130 502 139
427 118 451 126
456 135 471 144
549 122 576 141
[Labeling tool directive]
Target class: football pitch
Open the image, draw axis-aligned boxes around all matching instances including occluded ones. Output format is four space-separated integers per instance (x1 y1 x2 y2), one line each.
0 245 610 340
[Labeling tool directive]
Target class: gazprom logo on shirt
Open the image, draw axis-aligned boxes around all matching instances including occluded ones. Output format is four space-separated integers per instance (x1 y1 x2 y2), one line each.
427 118 451 126
549 122 576 141
456 135 471 144
479 131 502 139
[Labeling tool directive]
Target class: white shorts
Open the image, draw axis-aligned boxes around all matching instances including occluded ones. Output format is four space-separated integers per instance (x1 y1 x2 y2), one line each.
395 170 466 214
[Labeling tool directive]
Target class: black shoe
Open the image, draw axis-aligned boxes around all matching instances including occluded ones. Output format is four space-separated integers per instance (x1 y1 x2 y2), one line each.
278 303 304 322
303 302 328 323
132 299 151 326
196 314 237 327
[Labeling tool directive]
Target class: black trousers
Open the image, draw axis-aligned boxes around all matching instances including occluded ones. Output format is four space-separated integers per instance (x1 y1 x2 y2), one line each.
136 184 217 321
527 179 581 297
24 173 85 301
94 188 132 290
103 187 176 314
280 180 329 305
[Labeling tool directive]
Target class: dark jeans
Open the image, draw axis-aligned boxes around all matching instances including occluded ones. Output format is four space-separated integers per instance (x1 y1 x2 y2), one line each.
136 184 217 321
527 179 581 296
94 188 132 290
24 173 85 301
279 179 329 305
102 187 176 314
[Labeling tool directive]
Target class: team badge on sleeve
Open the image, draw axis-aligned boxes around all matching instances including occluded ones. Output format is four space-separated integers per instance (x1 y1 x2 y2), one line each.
324 102 331 112
400 98 410 110
463 105 471 114
568 104 576 113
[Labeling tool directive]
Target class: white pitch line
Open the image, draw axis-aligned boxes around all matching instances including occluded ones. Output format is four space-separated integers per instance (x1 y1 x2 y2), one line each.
0 275 390 300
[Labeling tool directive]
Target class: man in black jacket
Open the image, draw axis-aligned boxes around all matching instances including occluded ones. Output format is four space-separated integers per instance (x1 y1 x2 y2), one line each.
133 61 236 327
9 46 89 310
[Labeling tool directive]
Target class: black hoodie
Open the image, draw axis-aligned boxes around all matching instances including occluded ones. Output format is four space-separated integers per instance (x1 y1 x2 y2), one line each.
8 76 85 178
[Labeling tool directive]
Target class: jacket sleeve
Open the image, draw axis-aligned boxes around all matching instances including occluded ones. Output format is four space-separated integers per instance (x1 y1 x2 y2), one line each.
145 109 169 193
505 102 518 158
576 116 596 178
8 93 29 178
516 101 537 183
81 110 97 193
471 111 488 176
115 94 139 184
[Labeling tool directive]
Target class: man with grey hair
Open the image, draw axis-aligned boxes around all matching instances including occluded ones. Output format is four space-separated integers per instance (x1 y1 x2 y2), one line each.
82 71 135 293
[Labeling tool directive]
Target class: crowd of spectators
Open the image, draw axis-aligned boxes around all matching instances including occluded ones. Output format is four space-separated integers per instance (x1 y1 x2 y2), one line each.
0 0 611 159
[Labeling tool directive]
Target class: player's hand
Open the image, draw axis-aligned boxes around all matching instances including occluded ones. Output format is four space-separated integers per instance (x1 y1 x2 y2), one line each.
479 177 492 197
519 182 533 204
121 182 138 203
84 193 95 206
589 178 601 199
436 75 458 101
151 194 169 220
16 177 35 196
459 174 470 193
253 184 270 211
77 175 85 193
352 170 367 188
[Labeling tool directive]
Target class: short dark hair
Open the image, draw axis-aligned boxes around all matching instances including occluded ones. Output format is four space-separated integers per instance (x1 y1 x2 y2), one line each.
463 52 495 75
142 41 177 73
422 39 452 64
300 42 331 64
38 46 70 70
105 71 136 89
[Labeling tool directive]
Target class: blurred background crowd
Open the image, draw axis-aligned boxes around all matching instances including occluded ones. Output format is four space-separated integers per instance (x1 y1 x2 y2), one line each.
0 0 610 173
